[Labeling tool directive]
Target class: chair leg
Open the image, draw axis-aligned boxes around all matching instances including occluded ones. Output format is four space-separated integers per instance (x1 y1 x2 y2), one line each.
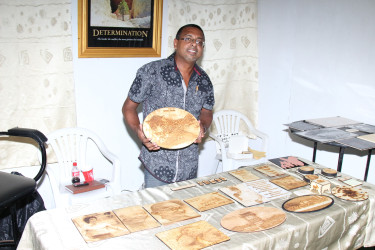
215 161 223 174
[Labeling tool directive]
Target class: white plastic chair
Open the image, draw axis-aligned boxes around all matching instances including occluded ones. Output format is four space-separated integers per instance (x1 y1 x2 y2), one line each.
45 127 121 208
209 110 269 173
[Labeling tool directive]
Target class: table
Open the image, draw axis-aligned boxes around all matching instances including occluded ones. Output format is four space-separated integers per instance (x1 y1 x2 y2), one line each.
18 157 375 250
290 129 349 172
286 118 375 181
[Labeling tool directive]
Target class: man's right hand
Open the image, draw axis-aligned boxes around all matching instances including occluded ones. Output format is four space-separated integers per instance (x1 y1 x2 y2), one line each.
137 124 160 151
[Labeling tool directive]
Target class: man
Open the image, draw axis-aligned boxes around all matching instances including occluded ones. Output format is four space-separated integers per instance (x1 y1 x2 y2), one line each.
122 24 214 188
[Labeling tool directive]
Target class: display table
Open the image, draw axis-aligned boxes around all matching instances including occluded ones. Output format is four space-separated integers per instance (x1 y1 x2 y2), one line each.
18 157 375 250
286 117 375 181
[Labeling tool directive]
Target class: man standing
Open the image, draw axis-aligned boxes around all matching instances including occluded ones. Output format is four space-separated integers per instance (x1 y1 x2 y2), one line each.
122 24 215 188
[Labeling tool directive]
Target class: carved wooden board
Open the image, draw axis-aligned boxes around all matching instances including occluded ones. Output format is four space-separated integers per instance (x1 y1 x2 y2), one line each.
229 169 260 182
254 164 286 177
184 192 234 212
143 107 200 149
221 206 286 233
282 195 334 212
143 199 200 225
220 183 270 207
72 211 130 243
331 186 369 201
270 175 308 190
113 205 160 232
156 220 230 250
246 179 291 200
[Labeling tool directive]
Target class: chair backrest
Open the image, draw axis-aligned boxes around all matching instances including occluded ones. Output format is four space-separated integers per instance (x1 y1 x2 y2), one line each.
211 110 256 144
46 127 119 185
0 128 47 181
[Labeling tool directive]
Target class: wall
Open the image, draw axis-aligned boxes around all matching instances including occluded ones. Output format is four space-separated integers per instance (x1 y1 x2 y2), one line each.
73 0 375 193
258 0 375 184
71 0 170 191
6 0 375 209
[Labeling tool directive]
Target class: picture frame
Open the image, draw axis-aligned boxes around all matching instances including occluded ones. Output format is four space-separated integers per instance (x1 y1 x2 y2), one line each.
78 0 163 58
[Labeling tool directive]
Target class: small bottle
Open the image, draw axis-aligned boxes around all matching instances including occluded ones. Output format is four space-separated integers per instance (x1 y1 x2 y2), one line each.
71 162 80 184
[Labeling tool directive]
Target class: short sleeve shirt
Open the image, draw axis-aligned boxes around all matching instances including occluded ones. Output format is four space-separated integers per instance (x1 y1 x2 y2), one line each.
128 53 215 183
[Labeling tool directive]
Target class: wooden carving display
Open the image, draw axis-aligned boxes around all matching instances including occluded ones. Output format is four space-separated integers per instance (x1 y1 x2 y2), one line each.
246 179 291 200
219 183 270 207
72 211 130 242
270 175 308 190
254 164 286 177
282 195 334 212
156 220 230 250
184 192 234 212
221 206 286 233
229 169 260 182
331 186 369 201
113 206 160 232
143 199 200 225
143 107 200 149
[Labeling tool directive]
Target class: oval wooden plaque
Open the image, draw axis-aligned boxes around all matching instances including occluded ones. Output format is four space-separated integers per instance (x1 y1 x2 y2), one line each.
282 195 334 213
143 107 200 149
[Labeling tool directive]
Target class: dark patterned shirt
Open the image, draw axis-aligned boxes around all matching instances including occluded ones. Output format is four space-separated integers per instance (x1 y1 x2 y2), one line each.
128 53 215 183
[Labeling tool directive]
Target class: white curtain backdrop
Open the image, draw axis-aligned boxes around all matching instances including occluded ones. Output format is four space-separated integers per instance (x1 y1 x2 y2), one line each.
167 0 259 128
0 0 76 169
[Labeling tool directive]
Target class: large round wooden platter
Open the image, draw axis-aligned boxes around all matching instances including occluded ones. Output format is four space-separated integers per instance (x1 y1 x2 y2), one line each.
282 195 334 213
143 107 200 149
221 206 286 233
331 186 369 201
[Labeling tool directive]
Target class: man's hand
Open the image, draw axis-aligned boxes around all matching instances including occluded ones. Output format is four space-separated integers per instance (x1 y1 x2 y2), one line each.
122 97 160 151
137 124 160 151
194 121 206 144
194 108 213 144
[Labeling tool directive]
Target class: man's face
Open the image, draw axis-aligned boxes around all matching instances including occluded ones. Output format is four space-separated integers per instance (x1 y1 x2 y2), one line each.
174 27 205 63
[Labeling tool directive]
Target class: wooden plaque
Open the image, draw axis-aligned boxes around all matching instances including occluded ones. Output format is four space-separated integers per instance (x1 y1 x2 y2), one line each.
229 169 260 182
254 165 286 177
156 220 230 250
143 199 200 225
184 192 234 212
113 206 160 232
282 195 334 212
72 211 130 243
221 206 286 233
270 175 308 190
220 183 270 207
331 186 369 201
143 107 200 149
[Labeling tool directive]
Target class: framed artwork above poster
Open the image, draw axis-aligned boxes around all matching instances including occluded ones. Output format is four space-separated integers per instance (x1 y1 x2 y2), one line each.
78 0 163 58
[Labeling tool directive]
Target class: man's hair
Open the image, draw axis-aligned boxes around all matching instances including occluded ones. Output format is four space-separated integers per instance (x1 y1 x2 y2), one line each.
175 24 205 40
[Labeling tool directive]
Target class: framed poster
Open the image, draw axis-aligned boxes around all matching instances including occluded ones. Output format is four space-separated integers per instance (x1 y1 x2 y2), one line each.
78 0 163 58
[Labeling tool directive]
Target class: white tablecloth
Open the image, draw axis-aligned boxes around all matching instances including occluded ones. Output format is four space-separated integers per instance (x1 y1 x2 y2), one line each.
18 158 375 250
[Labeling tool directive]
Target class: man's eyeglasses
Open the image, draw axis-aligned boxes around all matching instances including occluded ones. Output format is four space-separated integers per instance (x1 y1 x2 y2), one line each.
179 37 205 47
